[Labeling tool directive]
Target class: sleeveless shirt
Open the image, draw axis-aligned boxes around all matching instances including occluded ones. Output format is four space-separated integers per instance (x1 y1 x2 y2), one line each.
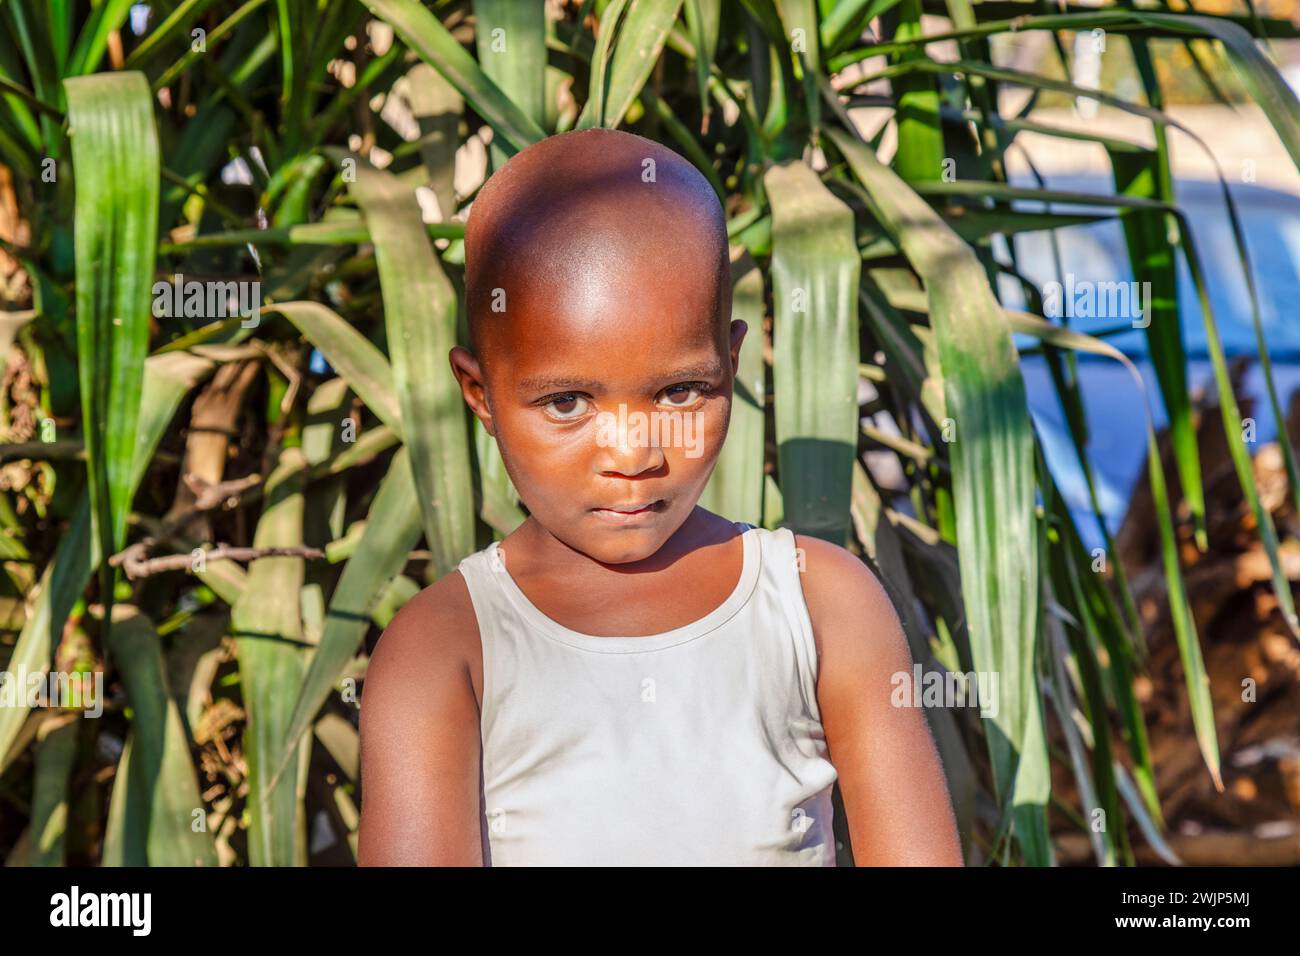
455 522 839 866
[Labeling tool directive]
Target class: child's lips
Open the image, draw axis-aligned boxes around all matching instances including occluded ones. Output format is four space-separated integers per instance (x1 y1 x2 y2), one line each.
590 500 664 525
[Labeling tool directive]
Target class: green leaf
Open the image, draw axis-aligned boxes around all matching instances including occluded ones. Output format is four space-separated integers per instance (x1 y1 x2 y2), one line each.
124 0 228 68
764 159 860 546
474 0 547 169
151 0 273 93
777 0 821 138
234 446 311 866
65 71 160 638
889 0 943 183
161 219 464 253
699 248 766 524
1172 215 1298 638
1006 311 1222 789
28 716 79 866
263 442 426 799
267 301 404 437
102 733 148 866
339 152 476 578
822 0 901 55
576 0 683 129
1108 147 1205 549
361 0 546 154
827 120 1047 859
67 0 133 75
684 0 722 129
101 605 219 866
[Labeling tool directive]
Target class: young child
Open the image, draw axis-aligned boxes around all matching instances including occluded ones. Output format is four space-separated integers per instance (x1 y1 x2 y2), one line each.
356 127 962 866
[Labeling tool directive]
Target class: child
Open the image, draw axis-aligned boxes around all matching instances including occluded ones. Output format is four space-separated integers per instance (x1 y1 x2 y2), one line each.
356 128 963 866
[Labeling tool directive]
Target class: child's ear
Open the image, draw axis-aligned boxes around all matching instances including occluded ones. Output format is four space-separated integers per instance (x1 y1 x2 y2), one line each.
727 319 748 374
448 346 496 437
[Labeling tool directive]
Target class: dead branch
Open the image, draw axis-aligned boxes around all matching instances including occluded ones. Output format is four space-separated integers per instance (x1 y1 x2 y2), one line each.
111 544 326 579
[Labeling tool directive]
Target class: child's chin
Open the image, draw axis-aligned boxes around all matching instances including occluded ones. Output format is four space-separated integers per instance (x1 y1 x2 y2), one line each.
579 524 674 565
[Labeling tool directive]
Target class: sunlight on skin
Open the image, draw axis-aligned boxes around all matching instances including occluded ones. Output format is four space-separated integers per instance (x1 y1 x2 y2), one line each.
453 127 744 569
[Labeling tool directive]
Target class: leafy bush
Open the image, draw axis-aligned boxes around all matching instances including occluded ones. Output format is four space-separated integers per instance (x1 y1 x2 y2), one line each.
0 0 1296 866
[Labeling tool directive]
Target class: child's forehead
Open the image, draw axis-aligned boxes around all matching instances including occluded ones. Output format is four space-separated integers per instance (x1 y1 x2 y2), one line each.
479 254 726 393
486 212 725 331
527 226 719 308
488 274 724 372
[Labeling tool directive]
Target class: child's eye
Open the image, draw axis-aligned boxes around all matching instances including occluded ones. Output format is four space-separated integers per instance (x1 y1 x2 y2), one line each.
542 393 590 420
658 383 709 408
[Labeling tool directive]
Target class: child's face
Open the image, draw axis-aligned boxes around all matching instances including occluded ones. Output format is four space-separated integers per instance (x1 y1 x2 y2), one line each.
452 250 745 565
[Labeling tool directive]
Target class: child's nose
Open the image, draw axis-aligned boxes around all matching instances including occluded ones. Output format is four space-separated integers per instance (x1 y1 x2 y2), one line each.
593 416 667 478
595 443 666 479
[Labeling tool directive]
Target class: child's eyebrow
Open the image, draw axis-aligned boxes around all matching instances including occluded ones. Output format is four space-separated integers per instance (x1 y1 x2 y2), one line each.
517 362 725 395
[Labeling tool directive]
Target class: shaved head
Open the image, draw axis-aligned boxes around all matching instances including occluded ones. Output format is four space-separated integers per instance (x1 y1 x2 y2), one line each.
451 128 746 564
463 128 731 366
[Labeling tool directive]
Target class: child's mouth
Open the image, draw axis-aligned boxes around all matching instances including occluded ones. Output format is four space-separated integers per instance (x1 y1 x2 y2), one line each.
590 500 664 525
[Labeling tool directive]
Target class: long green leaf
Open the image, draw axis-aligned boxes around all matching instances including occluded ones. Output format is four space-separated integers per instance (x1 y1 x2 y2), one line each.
102 605 219 866
102 732 148 866
28 716 79 866
699 248 766 524
262 445 424 801
576 0 683 129
341 153 476 579
474 0 547 167
4 0 62 153
66 0 133 75
826 119 1049 860
1108 147 1205 547
267 302 404 437
889 0 943 183
1172 215 1299 638
1006 311 1222 788
765 160 859 546
65 71 159 641
233 446 311 866
684 0 722 130
124 0 227 67
362 0 546 154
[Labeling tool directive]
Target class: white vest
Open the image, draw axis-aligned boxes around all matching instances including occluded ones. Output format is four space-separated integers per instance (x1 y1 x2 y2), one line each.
456 523 838 865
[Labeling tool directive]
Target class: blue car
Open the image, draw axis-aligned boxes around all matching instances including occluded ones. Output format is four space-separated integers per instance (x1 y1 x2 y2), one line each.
1001 175 1300 550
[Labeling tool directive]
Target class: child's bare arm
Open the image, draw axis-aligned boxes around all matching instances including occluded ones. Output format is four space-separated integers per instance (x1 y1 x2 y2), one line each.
356 574 484 866
797 535 964 866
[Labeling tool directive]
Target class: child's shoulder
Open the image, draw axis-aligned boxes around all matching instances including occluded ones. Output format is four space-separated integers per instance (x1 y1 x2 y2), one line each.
789 533 887 594
369 562 481 681
788 533 901 661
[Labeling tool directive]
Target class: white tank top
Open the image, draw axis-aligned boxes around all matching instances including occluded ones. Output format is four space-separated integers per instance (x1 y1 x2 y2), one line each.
455 522 839 866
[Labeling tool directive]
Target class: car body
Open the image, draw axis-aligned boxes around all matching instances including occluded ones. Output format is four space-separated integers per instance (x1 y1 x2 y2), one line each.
1002 175 1300 550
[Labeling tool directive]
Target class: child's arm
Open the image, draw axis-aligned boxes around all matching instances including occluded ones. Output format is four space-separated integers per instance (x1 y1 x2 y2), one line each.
356 575 486 865
796 535 964 866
